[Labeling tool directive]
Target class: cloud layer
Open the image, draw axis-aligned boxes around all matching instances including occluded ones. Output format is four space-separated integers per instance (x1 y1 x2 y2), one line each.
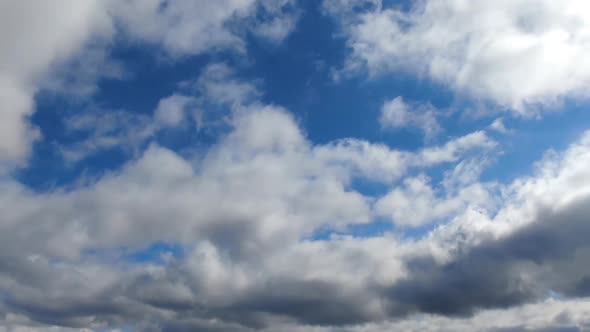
2 1 590 331
1 98 590 330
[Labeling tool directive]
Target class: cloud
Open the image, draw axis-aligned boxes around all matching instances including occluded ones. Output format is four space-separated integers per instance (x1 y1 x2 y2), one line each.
389 195 590 317
380 96 442 139
490 118 511 134
110 0 300 55
195 63 261 106
326 0 590 113
313 130 495 184
59 109 155 163
382 131 590 318
108 0 257 55
416 130 496 165
251 0 300 43
154 95 197 128
375 174 494 227
252 14 299 42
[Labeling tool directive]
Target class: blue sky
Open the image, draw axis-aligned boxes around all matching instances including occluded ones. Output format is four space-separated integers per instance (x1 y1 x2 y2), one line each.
2 0 590 331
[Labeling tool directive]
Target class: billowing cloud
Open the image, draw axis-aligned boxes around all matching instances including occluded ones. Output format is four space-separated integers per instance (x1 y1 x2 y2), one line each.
326 0 590 113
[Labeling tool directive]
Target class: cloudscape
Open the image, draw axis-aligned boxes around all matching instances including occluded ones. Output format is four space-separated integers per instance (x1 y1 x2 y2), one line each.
2 0 590 331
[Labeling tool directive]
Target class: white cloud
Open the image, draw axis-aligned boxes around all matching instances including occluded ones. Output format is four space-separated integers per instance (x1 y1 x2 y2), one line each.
328 0 590 113
110 0 300 54
252 0 300 42
60 109 155 163
376 174 494 227
108 0 257 55
154 94 196 128
416 130 496 165
313 129 494 184
380 96 441 139
489 117 510 133
195 63 261 106
253 14 299 42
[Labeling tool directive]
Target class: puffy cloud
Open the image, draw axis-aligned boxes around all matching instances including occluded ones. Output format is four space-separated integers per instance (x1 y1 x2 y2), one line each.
313 130 495 184
380 96 441 139
109 0 257 55
251 0 300 42
154 95 196 128
195 63 261 107
326 0 590 113
252 14 299 42
490 118 510 134
375 175 494 227
110 0 299 54
416 130 496 165
382 131 590 319
60 109 155 162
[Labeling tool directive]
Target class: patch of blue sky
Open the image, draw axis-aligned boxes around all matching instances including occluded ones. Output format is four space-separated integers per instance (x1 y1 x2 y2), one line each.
95 326 133 332
310 218 394 241
481 101 590 184
16 98 139 191
125 241 184 264
81 242 185 265
309 217 447 241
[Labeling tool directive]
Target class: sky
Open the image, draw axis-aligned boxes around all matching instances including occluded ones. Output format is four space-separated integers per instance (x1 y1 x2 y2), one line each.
2 0 590 331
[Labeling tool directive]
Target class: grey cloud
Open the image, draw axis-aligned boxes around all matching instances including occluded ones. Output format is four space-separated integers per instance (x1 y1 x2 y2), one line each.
388 194 590 317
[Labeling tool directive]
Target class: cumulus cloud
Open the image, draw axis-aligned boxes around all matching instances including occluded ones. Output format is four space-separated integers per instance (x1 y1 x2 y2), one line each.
195 63 261 107
326 0 590 113
490 118 511 134
375 174 494 227
60 109 155 162
383 131 590 318
380 96 441 139
154 95 197 128
111 0 299 54
251 0 300 42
